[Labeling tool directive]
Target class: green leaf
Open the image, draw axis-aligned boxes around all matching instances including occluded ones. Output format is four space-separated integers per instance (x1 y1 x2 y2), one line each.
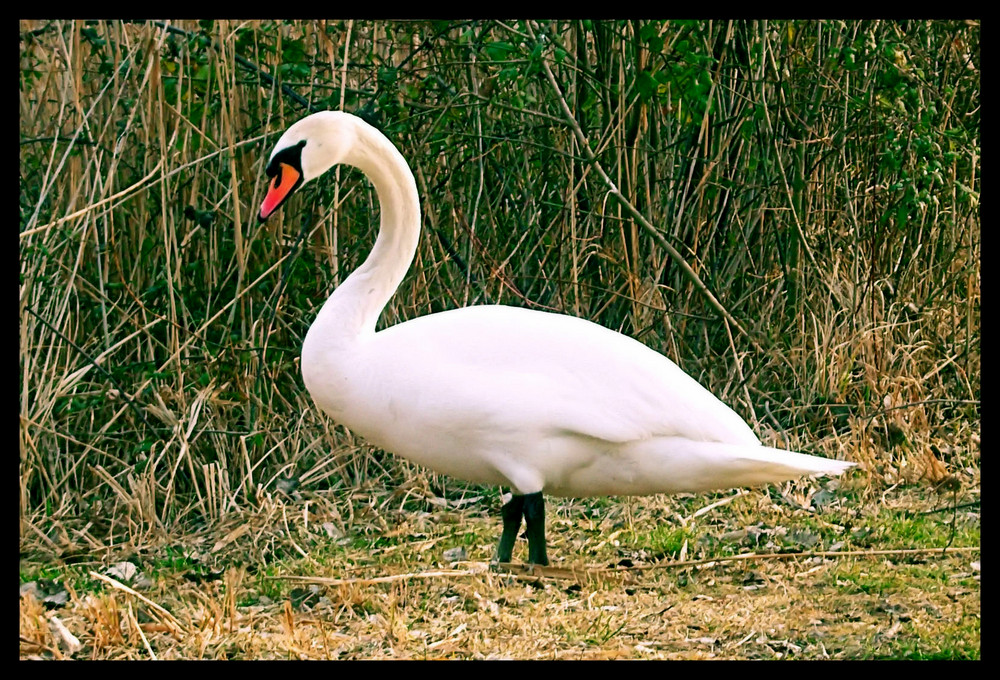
484 41 515 61
636 70 658 102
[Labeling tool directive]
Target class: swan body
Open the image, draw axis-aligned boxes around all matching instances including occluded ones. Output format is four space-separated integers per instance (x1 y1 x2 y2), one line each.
259 111 854 565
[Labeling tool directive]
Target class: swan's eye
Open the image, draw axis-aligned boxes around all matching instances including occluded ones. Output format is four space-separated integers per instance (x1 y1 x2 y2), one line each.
271 167 282 189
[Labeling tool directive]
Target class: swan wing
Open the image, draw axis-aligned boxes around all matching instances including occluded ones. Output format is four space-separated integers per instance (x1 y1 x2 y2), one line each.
354 305 760 448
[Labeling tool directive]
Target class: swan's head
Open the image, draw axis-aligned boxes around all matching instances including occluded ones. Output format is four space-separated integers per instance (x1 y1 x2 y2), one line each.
258 111 359 222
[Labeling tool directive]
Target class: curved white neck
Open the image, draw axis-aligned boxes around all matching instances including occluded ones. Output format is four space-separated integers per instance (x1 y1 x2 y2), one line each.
311 121 421 345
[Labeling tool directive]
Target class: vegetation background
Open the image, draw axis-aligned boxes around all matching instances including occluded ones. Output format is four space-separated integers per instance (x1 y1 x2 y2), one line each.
20 20 979 659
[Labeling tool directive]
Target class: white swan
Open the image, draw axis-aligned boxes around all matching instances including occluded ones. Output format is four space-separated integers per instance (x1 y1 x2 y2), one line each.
258 111 854 566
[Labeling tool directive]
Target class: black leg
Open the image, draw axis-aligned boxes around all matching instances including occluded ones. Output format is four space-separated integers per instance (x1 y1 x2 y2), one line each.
522 491 549 566
495 493 525 563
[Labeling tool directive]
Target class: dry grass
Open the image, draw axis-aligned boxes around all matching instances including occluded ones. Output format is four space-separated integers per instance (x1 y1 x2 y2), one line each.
20 475 979 659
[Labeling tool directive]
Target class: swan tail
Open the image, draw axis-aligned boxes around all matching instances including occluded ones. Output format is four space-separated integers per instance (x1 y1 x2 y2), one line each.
740 444 856 478
642 440 856 494
551 438 856 497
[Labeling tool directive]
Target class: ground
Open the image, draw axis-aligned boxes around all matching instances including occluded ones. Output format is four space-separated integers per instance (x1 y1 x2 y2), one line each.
20 471 979 660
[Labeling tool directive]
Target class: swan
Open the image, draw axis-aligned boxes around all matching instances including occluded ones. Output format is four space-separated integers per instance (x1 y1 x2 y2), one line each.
258 111 854 566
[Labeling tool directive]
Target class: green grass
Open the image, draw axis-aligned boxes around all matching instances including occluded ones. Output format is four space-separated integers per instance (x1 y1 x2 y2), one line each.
626 525 695 559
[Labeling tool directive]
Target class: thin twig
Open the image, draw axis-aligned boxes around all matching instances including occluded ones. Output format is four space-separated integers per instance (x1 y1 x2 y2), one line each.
20 135 96 147
606 545 980 573
127 602 157 660
494 546 981 580
272 567 490 587
90 571 187 634
272 545 979 586
919 500 980 516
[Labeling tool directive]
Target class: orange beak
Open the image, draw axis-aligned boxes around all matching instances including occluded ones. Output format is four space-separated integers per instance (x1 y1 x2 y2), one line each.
259 162 302 221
